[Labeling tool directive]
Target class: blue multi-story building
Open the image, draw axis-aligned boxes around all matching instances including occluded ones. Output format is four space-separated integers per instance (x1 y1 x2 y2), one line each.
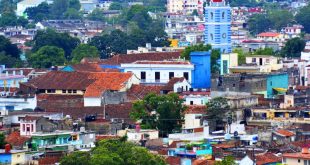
204 0 232 53
190 51 211 89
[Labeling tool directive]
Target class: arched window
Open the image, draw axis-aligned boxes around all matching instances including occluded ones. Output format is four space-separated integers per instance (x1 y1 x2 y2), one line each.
210 12 213 19
222 12 225 19
210 33 213 40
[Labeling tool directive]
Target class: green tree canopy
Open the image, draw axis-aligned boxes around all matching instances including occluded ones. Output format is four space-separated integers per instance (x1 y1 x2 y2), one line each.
87 8 105 21
71 44 99 64
281 37 306 58
69 0 81 10
51 0 69 18
60 139 165 165
0 13 29 27
0 0 15 15
253 47 274 55
296 5 310 33
233 48 246 65
215 156 237 165
25 2 51 22
248 14 272 35
0 133 6 149
268 10 294 31
32 29 80 60
206 97 230 132
64 8 82 19
109 2 123 10
130 93 185 136
0 35 20 59
29 46 66 68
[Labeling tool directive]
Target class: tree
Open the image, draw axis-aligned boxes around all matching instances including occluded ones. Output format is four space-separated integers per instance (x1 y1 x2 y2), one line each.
0 133 5 149
32 29 80 60
60 139 165 165
215 156 237 165
0 13 29 27
124 5 152 29
206 97 230 132
0 35 20 59
248 14 272 35
268 10 293 31
71 44 99 64
69 0 81 10
60 151 91 165
281 37 306 58
143 20 170 47
130 93 185 136
296 5 310 33
192 9 199 16
51 0 69 18
64 8 82 19
109 2 123 10
87 8 105 21
253 47 274 55
25 2 51 22
233 48 246 65
28 46 66 68
0 52 21 68
0 0 15 15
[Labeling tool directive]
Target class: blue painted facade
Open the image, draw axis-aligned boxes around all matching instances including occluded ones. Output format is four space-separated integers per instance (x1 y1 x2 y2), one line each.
0 154 12 164
266 73 289 98
190 51 211 89
204 0 232 53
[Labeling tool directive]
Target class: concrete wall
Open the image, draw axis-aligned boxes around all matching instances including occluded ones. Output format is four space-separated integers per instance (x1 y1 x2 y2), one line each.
84 97 101 107
190 52 211 88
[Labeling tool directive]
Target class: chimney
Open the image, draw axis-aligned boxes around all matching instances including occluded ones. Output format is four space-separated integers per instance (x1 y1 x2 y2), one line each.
302 148 309 154
5 144 11 153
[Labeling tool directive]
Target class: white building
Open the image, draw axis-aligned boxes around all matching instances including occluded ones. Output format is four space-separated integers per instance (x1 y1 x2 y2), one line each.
167 0 204 15
121 61 194 84
16 0 49 16
0 96 37 111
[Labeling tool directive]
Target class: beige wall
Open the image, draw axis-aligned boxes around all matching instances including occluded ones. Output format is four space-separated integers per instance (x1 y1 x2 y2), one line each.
283 157 309 165
44 89 84 95
11 152 26 165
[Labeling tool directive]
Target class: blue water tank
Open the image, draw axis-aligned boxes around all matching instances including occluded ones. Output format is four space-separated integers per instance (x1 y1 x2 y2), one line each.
190 51 211 89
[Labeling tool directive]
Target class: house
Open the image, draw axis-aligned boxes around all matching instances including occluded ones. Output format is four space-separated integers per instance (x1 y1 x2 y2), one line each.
117 127 159 142
0 145 26 165
0 66 28 88
121 61 194 84
167 0 204 14
0 95 37 111
212 72 289 98
161 77 191 94
272 129 296 142
5 132 30 150
257 32 285 42
20 71 139 107
282 148 310 165
241 40 280 53
220 53 238 75
283 25 303 39
182 90 211 106
20 116 59 136
190 52 211 89
80 0 98 13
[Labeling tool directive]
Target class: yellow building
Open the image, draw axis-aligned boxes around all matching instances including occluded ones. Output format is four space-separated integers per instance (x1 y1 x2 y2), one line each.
0 149 26 165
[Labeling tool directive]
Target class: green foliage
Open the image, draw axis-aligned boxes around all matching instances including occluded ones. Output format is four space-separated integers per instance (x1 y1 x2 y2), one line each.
230 0 259 7
71 44 99 64
253 48 274 55
29 46 66 68
0 52 22 68
0 0 15 15
281 37 306 58
109 2 123 10
25 2 51 22
247 14 272 35
0 133 5 149
192 9 199 16
0 13 29 27
32 29 80 60
51 0 69 18
122 5 152 29
295 5 310 33
69 0 81 10
233 48 246 65
268 10 293 31
87 8 105 21
60 151 90 165
215 156 237 165
64 8 82 19
206 97 230 132
0 35 20 59
130 93 185 136
60 139 165 165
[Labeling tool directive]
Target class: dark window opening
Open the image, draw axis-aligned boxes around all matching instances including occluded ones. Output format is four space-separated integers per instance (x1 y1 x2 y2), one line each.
169 72 174 79
183 72 189 80
141 71 146 80
155 72 160 81
190 101 194 105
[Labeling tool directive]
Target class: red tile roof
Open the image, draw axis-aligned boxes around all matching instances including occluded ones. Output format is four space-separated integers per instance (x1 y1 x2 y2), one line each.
23 71 134 97
255 152 282 165
283 152 310 160
100 52 181 65
23 115 43 121
290 140 310 149
275 129 295 137
161 77 186 91
96 135 119 141
5 131 30 147
212 143 235 149
165 156 181 165
257 32 280 37
184 105 207 114
127 84 162 101
70 63 103 72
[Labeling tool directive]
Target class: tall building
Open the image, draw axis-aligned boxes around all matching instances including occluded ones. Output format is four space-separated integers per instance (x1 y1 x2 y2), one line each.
204 0 232 53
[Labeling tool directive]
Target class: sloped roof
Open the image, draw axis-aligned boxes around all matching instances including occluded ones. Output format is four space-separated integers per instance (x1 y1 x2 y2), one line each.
161 77 186 91
275 129 295 137
257 32 280 37
255 152 282 165
70 63 103 72
184 105 207 114
5 131 30 147
127 84 162 101
100 52 181 65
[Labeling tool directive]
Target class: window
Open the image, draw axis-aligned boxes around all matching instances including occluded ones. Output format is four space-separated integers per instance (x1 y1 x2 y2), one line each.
190 101 194 105
47 89 55 93
259 58 263 65
298 159 300 163
155 72 160 81
304 160 308 165
62 90 66 94
23 124 25 132
222 12 225 19
169 72 174 79
41 125 44 130
222 33 227 39
201 100 204 105
210 33 213 40
141 71 146 80
252 58 256 63
210 12 213 19
223 60 228 74
270 81 272 86
186 86 188 91
31 124 33 132
73 90 77 94
68 90 72 93
183 72 189 80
